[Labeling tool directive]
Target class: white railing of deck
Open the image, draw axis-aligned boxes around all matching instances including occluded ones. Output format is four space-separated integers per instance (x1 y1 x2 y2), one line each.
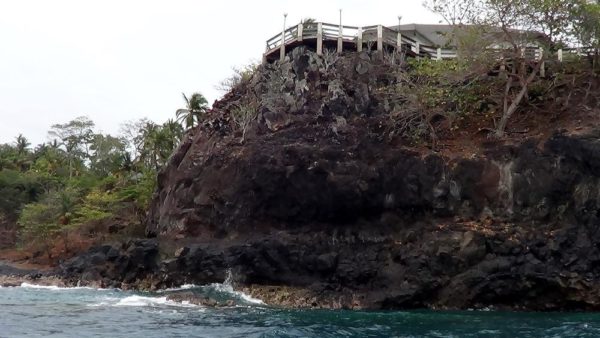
265 21 596 64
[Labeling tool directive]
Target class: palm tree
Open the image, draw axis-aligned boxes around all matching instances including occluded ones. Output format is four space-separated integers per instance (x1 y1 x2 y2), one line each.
176 92 209 130
15 134 30 155
135 122 161 170
162 119 184 146
13 134 32 172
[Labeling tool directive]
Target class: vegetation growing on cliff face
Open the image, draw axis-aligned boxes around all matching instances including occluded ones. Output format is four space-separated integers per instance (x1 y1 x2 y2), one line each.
422 0 600 136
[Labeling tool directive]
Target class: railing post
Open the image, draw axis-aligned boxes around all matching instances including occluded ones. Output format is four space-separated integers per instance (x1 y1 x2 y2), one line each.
338 9 343 54
357 27 363 52
558 48 563 62
539 47 545 77
280 15 287 62
297 23 303 42
280 41 285 62
337 24 343 54
377 25 383 52
437 47 442 61
317 23 323 56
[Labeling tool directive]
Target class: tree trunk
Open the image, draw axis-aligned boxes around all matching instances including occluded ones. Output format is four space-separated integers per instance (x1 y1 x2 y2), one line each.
68 156 73 179
495 61 543 138
503 66 515 115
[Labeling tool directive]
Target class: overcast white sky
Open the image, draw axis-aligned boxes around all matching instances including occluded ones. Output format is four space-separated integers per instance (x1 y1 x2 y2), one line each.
0 0 441 145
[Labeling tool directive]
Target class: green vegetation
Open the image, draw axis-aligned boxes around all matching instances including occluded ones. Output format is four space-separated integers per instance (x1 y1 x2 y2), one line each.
176 92 209 130
216 63 259 93
413 0 600 138
0 92 207 251
231 100 259 143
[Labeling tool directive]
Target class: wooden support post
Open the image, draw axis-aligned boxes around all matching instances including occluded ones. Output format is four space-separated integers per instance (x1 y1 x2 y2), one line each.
297 23 303 42
337 24 343 54
280 16 286 62
558 48 563 62
539 47 545 77
357 27 363 52
280 41 285 62
415 42 420 57
437 47 442 61
317 23 323 56
338 9 343 54
397 31 402 52
377 25 383 52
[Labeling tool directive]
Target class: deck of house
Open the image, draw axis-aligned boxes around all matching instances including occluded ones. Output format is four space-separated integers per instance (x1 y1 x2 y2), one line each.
263 22 456 63
263 21 594 68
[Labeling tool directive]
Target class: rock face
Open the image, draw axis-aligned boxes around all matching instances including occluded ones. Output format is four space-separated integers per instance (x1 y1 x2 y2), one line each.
60 240 159 289
65 49 600 310
138 130 600 310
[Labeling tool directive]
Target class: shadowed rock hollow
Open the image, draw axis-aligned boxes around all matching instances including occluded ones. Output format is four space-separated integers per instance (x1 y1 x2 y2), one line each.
64 48 600 310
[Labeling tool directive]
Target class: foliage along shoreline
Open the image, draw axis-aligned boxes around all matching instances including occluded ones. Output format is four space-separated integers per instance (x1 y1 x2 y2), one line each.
0 93 209 259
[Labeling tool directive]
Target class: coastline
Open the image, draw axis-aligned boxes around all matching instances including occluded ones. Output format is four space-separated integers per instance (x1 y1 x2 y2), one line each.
0 261 65 288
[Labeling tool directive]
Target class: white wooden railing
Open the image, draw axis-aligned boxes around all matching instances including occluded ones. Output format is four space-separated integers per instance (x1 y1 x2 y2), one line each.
265 21 597 67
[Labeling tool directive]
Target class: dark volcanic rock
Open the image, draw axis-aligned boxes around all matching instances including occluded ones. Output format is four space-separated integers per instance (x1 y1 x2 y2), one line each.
58 49 600 310
166 292 234 307
60 240 159 288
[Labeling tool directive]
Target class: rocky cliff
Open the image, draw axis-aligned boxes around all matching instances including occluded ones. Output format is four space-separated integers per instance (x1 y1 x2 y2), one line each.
62 48 600 310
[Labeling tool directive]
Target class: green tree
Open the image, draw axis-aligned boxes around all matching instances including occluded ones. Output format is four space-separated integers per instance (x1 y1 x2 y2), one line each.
31 143 69 182
88 134 128 176
48 116 95 178
176 92 208 129
13 134 32 172
15 134 30 156
424 0 588 137
571 0 600 68
133 120 182 170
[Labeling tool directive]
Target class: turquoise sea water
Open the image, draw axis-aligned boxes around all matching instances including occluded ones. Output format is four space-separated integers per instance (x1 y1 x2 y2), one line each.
0 283 599 338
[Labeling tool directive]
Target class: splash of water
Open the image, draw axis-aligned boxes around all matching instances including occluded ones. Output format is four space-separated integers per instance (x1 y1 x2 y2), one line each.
209 269 264 304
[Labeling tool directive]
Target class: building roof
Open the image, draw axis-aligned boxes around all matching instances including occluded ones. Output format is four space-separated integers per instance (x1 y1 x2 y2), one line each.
390 24 549 48
390 24 456 47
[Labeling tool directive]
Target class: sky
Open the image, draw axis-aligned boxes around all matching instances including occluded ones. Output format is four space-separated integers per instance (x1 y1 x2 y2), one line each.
0 0 441 145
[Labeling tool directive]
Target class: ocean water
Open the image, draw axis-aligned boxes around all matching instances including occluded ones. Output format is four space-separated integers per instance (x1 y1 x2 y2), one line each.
0 283 599 338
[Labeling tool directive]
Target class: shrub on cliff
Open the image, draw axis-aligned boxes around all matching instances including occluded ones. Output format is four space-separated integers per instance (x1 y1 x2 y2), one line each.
371 56 502 145
231 100 260 143
424 0 600 136
216 63 259 94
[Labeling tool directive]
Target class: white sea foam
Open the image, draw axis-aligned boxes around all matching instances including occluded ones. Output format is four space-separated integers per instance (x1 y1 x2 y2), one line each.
20 283 64 290
207 270 264 305
115 295 170 307
157 284 199 293
111 295 200 308
158 270 264 305
209 282 265 305
19 282 104 291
